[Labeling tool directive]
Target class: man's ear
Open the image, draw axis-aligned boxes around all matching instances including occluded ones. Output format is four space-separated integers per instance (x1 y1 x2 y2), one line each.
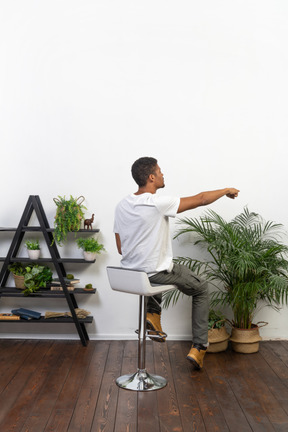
148 173 155 182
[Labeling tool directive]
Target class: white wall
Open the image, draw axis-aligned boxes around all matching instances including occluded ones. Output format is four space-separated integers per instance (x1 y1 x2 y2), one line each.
1 0 288 341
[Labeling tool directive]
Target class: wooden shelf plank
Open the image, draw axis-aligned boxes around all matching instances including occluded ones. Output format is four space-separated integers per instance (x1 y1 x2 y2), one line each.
0 227 99 232
0 257 96 263
0 316 93 323
0 287 96 297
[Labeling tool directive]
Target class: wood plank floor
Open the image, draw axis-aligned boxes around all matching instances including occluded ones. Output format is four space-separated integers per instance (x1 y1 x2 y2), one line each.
0 339 288 432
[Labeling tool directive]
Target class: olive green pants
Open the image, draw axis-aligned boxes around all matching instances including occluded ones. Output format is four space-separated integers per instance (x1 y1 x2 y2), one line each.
148 263 209 345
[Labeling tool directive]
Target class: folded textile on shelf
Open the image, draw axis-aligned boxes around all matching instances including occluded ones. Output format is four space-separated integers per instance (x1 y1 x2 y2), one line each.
44 308 91 319
0 313 20 320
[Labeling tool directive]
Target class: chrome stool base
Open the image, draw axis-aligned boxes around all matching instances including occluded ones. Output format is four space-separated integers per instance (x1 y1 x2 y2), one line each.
116 368 167 391
106 267 176 392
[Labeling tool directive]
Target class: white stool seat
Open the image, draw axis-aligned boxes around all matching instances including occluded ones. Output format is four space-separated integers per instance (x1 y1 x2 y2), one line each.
106 266 177 391
107 266 176 296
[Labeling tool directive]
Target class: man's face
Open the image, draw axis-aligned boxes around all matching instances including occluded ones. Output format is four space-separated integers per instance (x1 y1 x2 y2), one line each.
154 164 165 189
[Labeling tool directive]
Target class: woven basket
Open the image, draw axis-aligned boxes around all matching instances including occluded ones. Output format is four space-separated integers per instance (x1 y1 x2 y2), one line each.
207 326 230 353
230 325 262 354
13 274 25 289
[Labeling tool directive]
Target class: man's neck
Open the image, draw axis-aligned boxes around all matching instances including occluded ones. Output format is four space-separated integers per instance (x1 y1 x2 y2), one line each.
135 185 157 195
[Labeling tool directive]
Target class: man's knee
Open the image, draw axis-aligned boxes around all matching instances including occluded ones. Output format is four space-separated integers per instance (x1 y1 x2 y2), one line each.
200 281 209 297
189 279 209 298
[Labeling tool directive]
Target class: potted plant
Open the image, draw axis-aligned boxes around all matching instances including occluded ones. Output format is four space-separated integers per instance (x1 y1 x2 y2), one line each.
52 195 87 246
8 262 26 289
84 283 94 291
207 309 229 353
22 264 53 296
170 207 288 353
25 239 40 259
76 237 105 261
9 262 53 295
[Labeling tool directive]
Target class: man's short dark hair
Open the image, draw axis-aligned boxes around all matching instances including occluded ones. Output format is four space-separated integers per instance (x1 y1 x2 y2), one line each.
131 157 158 187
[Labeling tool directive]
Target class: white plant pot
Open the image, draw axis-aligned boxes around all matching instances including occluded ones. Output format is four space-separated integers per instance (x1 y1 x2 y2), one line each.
28 249 40 260
83 251 97 261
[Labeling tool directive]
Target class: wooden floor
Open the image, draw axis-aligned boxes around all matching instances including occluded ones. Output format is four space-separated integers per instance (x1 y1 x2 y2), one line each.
1 339 288 432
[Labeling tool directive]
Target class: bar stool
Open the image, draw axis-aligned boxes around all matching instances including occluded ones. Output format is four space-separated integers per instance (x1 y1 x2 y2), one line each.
106 266 176 391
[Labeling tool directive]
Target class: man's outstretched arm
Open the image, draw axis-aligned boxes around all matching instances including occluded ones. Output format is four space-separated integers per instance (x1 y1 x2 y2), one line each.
177 188 239 214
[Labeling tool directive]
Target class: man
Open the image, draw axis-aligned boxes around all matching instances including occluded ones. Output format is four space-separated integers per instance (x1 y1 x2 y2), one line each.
114 157 239 369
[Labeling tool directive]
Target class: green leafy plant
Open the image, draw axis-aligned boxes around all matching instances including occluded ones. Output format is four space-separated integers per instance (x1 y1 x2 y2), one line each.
168 207 288 329
25 240 40 250
208 309 226 330
53 195 87 246
76 237 105 253
85 283 93 290
23 264 53 296
9 262 53 296
8 262 26 276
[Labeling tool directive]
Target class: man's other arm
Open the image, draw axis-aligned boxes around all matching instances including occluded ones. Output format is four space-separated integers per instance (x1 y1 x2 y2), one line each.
115 233 122 254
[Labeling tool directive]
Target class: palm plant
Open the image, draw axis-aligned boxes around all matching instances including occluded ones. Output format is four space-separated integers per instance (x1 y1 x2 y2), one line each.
163 207 288 329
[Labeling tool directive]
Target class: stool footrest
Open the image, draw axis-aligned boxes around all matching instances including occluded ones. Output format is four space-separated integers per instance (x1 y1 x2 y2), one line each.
116 369 167 391
135 328 168 341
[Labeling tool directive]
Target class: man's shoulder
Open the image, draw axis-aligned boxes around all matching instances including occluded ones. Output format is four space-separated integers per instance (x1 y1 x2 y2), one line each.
117 193 178 204
115 194 136 212
117 193 151 204
152 194 179 205
118 193 136 203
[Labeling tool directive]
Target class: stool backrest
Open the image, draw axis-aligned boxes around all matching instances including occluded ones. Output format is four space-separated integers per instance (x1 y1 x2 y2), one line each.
106 266 176 296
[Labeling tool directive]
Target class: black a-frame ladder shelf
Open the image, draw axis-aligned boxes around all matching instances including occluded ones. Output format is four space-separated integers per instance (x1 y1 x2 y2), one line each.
0 195 99 346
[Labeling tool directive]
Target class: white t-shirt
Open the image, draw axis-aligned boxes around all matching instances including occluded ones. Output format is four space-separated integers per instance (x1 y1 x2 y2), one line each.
113 193 180 274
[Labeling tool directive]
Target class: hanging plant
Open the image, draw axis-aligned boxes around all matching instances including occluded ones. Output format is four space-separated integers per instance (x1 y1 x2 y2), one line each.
52 195 87 246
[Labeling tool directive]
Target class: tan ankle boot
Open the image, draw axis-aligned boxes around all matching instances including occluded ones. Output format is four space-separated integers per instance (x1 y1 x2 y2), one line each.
146 312 167 343
187 345 207 369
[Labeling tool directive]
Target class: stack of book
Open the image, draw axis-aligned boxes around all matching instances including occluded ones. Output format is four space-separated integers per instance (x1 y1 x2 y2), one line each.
50 277 80 292
11 308 41 320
